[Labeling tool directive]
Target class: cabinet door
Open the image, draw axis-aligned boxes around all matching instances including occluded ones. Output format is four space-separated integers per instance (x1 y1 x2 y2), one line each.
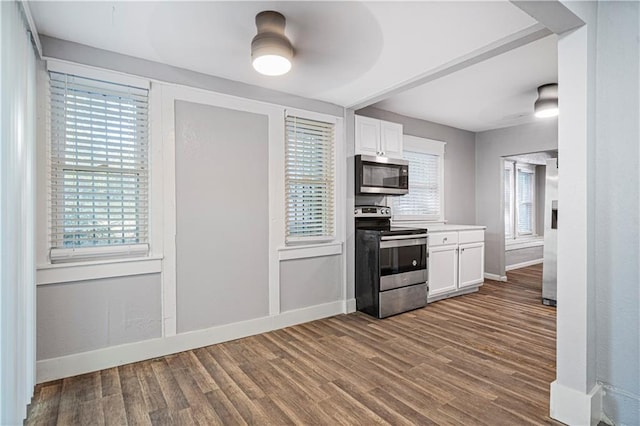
380 120 403 158
355 116 380 156
428 244 458 297
458 242 484 288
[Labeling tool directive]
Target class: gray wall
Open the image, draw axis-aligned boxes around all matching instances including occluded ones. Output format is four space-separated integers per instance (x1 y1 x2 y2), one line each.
356 107 476 224
594 2 640 423
475 120 558 276
175 101 269 333
505 246 543 270
40 36 343 118
37 274 162 360
280 256 342 312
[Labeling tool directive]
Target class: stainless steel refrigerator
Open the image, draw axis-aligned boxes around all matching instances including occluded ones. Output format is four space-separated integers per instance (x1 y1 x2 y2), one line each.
542 158 558 306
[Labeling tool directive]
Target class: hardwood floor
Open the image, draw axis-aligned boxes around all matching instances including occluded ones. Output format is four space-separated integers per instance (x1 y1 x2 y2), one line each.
26 264 560 425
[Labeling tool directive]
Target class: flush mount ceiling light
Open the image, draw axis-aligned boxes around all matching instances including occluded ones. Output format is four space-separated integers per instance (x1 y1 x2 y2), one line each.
534 83 559 118
251 11 293 76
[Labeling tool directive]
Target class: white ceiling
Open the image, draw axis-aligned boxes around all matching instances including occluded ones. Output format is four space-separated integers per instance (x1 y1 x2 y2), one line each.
374 34 558 132
30 1 540 113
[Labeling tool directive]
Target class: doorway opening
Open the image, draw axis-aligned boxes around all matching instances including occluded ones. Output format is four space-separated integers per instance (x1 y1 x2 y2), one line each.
501 150 558 304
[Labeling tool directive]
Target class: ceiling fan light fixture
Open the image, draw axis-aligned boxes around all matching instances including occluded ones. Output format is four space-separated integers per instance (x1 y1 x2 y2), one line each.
251 11 293 76
534 83 559 118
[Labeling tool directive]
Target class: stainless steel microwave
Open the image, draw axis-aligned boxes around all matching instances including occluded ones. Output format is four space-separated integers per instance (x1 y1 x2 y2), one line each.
355 155 409 195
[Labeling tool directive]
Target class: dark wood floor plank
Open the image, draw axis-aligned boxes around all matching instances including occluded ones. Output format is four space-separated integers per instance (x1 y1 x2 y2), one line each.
25 382 62 426
164 353 223 425
118 363 152 425
55 375 87 425
101 394 127 426
27 265 562 425
149 357 189 412
78 398 105 426
135 360 167 413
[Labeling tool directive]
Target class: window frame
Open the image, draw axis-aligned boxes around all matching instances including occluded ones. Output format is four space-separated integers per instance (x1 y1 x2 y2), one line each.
284 110 338 245
504 161 515 238
391 135 446 223
504 160 537 240
46 61 152 263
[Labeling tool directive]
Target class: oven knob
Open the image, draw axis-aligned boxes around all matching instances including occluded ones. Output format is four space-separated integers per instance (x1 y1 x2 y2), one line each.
385 209 390 214
354 209 358 215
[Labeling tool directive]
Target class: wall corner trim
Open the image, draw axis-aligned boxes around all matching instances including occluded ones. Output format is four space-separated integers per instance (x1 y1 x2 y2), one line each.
550 380 603 426
345 298 356 313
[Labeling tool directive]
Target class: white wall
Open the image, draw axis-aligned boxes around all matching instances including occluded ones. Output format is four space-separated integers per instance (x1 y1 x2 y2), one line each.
593 2 640 423
475 120 558 277
0 1 37 423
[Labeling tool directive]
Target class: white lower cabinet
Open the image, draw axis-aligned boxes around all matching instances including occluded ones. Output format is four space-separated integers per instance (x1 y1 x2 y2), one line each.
458 242 485 289
428 229 485 301
428 244 458 296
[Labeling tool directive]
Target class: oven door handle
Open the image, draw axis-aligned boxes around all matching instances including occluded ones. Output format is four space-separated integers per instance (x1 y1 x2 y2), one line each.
380 233 428 241
380 237 427 248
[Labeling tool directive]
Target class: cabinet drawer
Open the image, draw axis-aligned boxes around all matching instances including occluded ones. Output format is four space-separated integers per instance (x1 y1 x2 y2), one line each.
429 232 458 247
379 283 427 318
458 230 484 244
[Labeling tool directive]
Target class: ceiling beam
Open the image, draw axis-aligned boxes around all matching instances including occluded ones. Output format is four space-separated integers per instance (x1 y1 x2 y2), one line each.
510 1 585 35
348 23 552 111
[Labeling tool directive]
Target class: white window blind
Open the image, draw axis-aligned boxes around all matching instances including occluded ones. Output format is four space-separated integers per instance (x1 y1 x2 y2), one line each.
392 150 442 220
504 162 514 237
285 115 335 242
516 167 535 235
49 71 149 258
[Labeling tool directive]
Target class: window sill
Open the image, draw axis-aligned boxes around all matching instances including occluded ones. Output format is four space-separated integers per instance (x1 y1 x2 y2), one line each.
36 255 163 285
278 242 342 261
505 237 543 251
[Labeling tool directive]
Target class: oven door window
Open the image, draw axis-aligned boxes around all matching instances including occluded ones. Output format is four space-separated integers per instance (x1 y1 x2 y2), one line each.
379 240 427 276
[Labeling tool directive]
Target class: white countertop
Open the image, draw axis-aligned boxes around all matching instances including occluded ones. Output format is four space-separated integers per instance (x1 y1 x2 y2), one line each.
422 224 487 232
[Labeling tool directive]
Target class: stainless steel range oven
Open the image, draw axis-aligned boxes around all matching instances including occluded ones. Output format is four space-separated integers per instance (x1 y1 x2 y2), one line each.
355 206 428 318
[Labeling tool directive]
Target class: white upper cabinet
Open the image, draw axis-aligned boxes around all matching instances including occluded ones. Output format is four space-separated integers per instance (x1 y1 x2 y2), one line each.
380 120 403 158
355 116 403 158
355 116 380 156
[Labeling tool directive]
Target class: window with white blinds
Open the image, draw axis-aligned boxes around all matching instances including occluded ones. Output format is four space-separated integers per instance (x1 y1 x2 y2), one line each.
504 161 536 239
392 150 442 220
391 136 445 222
49 71 149 259
285 115 335 242
516 166 535 235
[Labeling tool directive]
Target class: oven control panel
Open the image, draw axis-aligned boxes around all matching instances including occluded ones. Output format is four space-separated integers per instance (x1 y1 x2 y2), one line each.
354 206 391 218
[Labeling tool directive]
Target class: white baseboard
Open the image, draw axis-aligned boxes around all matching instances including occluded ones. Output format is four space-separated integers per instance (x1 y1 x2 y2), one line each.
36 300 346 383
484 272 507 281
346 298 356 313
550 380 603 426
505 258 543 271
